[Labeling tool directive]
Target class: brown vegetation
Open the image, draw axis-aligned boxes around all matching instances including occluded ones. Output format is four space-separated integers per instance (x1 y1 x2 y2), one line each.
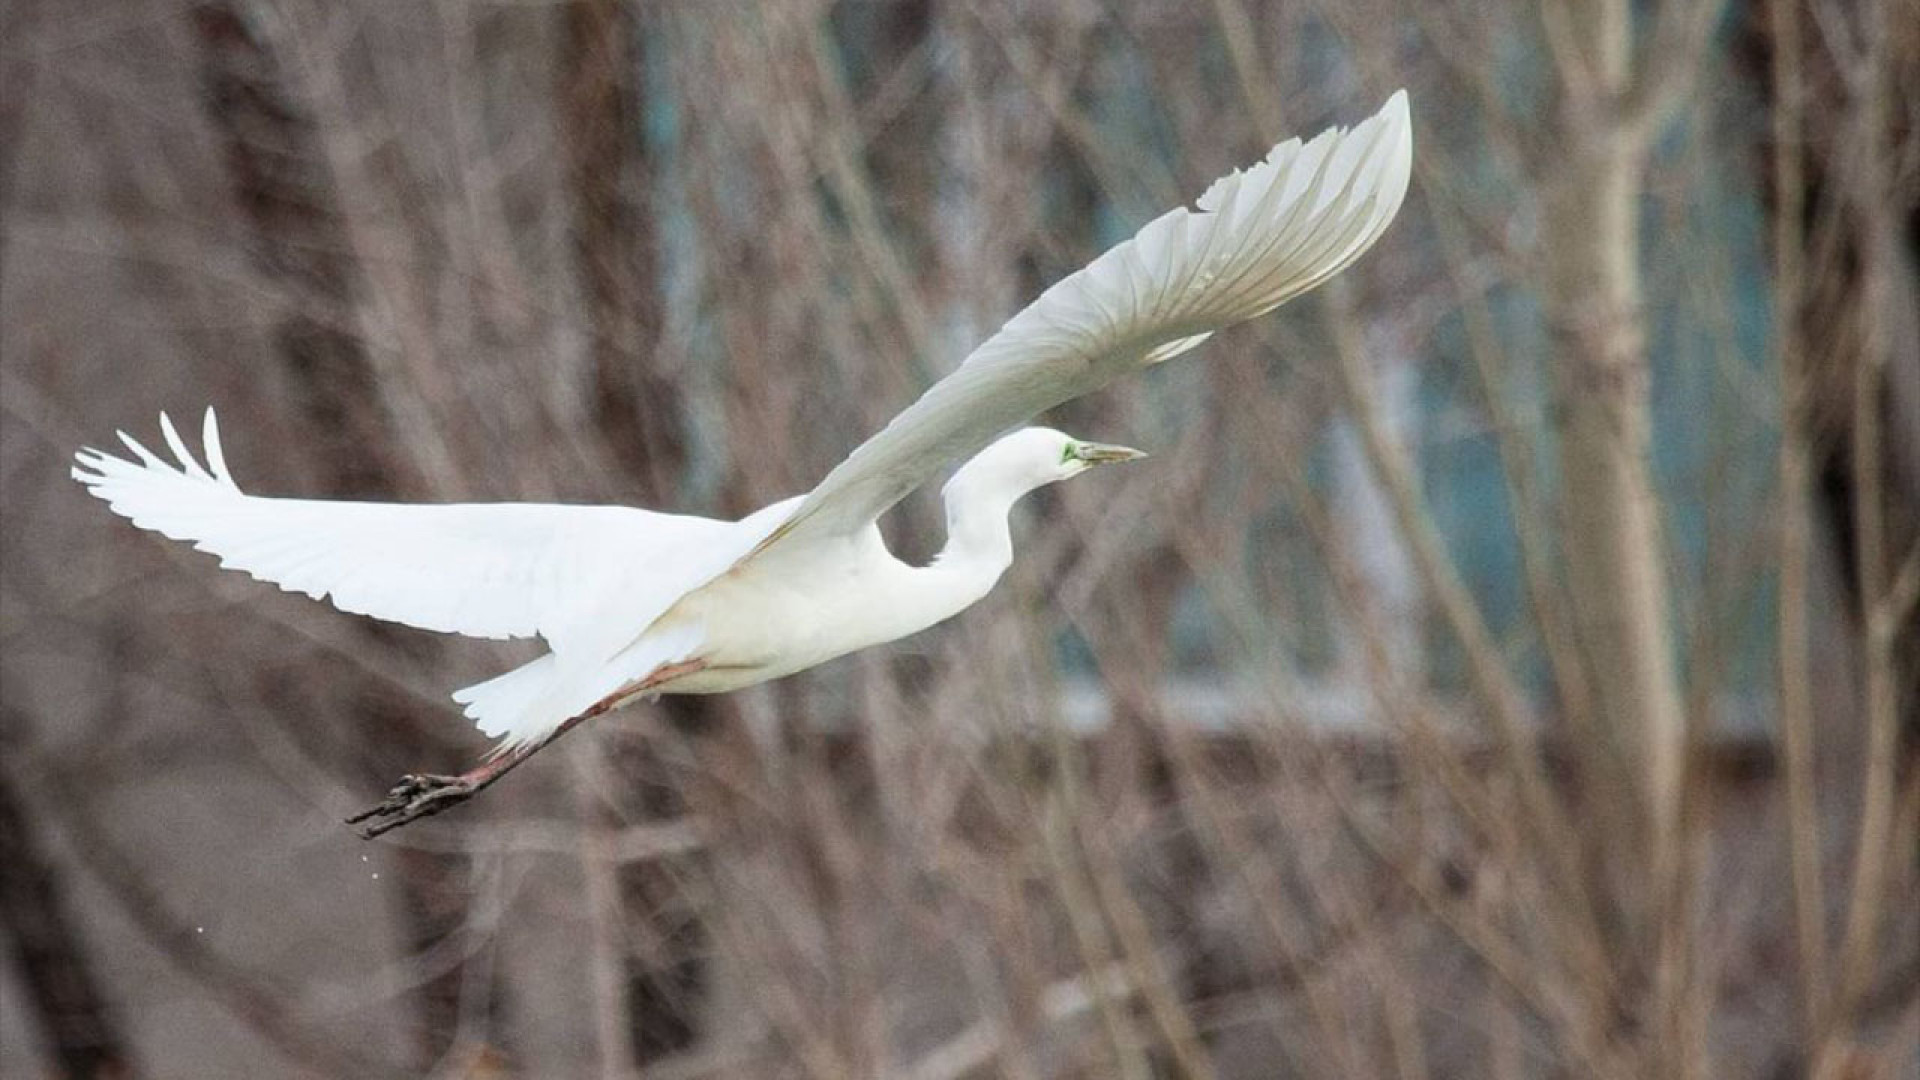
2 0 1913 1077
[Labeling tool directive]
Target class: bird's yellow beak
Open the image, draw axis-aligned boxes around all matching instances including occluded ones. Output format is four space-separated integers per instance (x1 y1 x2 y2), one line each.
1072 441 1148 465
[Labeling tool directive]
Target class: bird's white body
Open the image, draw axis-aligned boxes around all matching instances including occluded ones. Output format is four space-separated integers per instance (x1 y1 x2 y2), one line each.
664 427 1061 692
661 526 992 693
76 92 1415 768
459 429 1066 730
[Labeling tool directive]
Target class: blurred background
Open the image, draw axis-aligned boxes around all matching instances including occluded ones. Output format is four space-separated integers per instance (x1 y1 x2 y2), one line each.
2 0 1915 1077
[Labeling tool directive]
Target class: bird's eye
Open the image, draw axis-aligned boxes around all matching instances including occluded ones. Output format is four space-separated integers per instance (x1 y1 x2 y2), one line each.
1061 442 1078 465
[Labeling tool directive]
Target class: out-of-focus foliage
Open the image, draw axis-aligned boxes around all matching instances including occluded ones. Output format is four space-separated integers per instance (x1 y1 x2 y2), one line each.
2 1 1913 1077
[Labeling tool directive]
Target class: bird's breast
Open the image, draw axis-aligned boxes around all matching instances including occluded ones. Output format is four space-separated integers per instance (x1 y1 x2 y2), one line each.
663 533 965 688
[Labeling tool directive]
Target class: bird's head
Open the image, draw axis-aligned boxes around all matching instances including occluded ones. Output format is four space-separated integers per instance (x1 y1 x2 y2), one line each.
946 427 1147 506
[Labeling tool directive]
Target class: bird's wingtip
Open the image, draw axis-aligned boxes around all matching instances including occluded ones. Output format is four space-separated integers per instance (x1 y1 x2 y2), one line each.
72 408 238 490
201 406 233 485
1375 90 1411 137
1375 90 1414 170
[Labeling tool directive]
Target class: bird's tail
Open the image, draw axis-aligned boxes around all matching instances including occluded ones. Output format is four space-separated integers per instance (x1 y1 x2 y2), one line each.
452 654 559 753
453 621 705 756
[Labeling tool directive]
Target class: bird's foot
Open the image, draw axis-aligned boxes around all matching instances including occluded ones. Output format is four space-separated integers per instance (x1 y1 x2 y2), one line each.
346 773 479 838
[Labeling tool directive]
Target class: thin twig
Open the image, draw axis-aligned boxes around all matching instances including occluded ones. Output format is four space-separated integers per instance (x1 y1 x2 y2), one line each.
1767 0 1832 1043
1833 0 1905 1028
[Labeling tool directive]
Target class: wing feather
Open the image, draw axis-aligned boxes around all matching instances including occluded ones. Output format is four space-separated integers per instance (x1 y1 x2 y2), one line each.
748 91 1412 561
73 409 733 653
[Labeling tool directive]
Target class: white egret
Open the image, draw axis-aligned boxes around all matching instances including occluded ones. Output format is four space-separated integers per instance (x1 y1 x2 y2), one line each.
75 92 1412 836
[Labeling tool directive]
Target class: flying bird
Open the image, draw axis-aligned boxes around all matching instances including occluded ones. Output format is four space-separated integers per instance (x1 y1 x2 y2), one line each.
75 92 1413 836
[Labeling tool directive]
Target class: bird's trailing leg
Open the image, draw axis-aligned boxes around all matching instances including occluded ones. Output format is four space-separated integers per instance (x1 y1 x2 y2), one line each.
345 744 549 839
347 658 708 838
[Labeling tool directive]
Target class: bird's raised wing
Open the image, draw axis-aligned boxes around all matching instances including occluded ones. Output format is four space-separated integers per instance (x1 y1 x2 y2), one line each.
73 409 732 655
747 91 1412 562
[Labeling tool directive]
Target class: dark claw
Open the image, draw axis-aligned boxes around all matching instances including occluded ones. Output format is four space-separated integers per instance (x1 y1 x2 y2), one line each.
346 773 479 838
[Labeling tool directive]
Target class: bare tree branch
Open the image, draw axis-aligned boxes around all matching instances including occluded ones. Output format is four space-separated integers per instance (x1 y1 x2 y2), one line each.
0 756 141 1080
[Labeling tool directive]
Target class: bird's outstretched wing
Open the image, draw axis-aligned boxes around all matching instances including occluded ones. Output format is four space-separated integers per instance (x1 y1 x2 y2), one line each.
72 409 733 655
747 91 1412 563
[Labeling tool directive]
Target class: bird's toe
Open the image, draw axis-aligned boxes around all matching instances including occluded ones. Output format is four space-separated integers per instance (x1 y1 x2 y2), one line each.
346 773 478 837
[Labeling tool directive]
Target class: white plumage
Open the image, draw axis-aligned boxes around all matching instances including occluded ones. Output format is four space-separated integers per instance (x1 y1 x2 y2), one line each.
76 413 797 747
74 92 1412 833
757 91 1412 556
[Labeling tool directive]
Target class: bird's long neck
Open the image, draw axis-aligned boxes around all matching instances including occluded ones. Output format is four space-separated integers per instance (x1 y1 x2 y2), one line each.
937 478 1019 574
882 476 1021 635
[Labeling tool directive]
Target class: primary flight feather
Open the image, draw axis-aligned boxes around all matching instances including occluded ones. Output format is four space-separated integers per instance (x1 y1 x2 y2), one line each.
75 91 1413 835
